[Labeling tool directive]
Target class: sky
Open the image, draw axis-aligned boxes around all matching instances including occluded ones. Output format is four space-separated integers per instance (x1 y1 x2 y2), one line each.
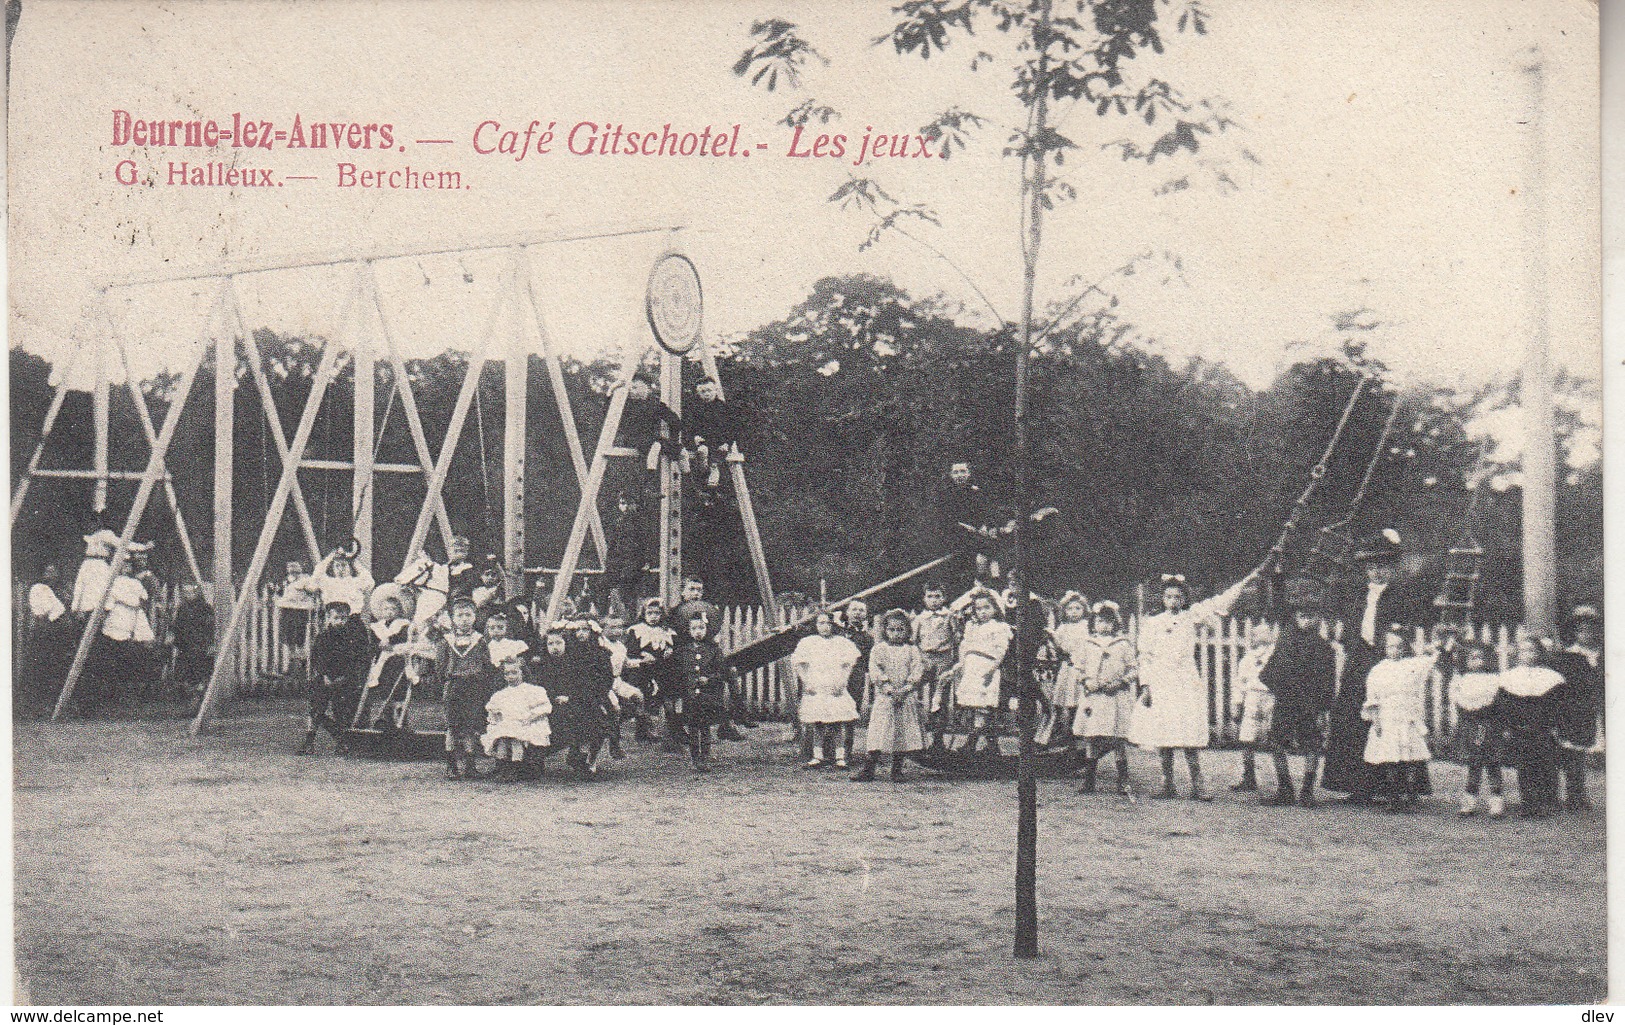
6 0 1602 404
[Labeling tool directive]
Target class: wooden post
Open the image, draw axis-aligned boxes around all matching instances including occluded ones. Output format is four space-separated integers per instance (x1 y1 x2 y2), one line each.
503 306 527 593
191 269 362 732
1013 2 1054 959
213 291 235 623
232 289 325 565
543 363 637 625
516 253 610 566
92 334 109 515
1520 51 1558 639
108 326 206 587
696 342 778 628
403 255 511 565
657 345 683 606
364 263 455 555
10 373 72 521
728 456 778 625
53 334 208 719
353 331 376 578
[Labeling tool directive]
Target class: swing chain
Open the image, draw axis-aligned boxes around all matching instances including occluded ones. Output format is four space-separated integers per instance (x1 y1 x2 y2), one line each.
1256 374 1371 575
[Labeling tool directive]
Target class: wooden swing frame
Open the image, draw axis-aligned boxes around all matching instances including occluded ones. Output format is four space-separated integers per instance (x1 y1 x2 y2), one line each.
18 226 781 734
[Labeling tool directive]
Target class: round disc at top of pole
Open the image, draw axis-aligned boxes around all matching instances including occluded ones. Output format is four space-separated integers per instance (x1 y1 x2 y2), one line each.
647 253 703 355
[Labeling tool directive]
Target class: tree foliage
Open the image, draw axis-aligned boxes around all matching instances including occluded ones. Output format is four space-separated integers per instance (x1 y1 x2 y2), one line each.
9 275 1602 619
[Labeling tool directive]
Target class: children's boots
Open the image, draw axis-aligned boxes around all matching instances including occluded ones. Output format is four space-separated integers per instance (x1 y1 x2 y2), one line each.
1188 761 1211 802
1299 762 1320 808
1079 759 1098 794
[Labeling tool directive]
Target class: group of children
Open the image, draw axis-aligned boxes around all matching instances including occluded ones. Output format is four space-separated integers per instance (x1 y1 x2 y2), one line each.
23 529 219 714
781 567 1602 822
32 517 1603 816
290 544 757 779
786 581 1145 786
1222 598 1601 818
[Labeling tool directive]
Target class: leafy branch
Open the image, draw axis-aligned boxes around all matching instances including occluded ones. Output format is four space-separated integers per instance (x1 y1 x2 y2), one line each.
731 19 829 92
829 177 1006 325
780 98 840 129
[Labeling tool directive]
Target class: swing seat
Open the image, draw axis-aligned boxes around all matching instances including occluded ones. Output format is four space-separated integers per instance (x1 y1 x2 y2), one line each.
345 648 452 759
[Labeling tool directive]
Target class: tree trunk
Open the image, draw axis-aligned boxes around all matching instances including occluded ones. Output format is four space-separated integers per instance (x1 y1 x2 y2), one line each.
1013 0 1053 962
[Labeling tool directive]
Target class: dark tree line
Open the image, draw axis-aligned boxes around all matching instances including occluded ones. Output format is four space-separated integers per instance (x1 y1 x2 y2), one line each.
10 274 1602 620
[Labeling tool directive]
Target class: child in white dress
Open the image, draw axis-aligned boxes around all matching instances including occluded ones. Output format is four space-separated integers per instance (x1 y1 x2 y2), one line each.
482 657 553 781
1041 592 1091 747
71 529 118 617
791 611 861 769
1361 627 1438 812
1130 571 1255 801
1072 601 1138 796
361 595 413 729
956 590 1013 754
1227 621 1278 792
853 610 927 782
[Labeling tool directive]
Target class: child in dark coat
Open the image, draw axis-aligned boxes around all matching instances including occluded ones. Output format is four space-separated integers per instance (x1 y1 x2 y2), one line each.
840 601 876 758
1547 605 1602 812
665 612 737 771
686 375 742 491
169 581 215 712
1495 635 1564 818
1258 598 1337 808
550 621 614 775
1450 642 1507 818
525 628 573 777
299 601 373 755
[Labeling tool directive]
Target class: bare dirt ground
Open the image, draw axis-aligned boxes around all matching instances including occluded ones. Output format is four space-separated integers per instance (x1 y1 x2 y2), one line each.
12 701 1606 1005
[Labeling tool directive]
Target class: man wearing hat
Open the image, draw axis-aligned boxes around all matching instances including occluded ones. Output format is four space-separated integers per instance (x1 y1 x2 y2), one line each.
1257 577 1339 807
1548 604 1603 812
1319 528 1436 803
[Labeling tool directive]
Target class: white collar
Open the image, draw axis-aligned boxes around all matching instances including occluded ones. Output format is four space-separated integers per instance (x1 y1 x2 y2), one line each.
1500 664 1562 697
1567 643 1601 665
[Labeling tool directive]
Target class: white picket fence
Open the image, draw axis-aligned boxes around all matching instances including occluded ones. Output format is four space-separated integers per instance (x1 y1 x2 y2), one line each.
1186 617 1595 748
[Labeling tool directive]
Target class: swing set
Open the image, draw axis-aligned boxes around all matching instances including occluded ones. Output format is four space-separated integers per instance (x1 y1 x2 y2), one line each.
12 227 783 742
